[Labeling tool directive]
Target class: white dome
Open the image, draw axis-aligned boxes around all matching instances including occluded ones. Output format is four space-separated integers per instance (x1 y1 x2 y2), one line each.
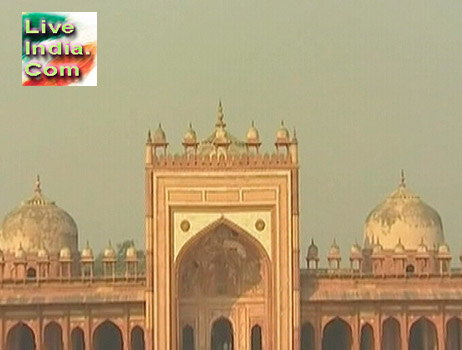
364 175 444 251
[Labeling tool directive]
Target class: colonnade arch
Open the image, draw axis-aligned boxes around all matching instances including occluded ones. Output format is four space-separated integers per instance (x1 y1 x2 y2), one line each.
360 323 374 350
92 320 123 350
301 322 315 350
382 317 401 350
409 317 438 350
447 317 462 350
131 326 145 350
70 327 85 350
6 322 36 350
44 321 63 350
322 317 352 350
211 317 233 350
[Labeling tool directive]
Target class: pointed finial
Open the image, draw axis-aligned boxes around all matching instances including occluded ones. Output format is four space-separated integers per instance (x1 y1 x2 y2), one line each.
86 240 90 248
291 128 298 143
400 169 406 188
251 120 255 127
189 121 193 129
216 100 225 128
311 238 314 245
35 175 42 194
146 129 152 144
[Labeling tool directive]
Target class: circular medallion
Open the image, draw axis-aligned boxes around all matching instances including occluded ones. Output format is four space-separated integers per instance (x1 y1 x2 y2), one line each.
180 220 191 232
255 219 265 231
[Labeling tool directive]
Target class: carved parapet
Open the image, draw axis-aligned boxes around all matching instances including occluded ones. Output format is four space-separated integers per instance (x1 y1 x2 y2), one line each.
152 152 297 169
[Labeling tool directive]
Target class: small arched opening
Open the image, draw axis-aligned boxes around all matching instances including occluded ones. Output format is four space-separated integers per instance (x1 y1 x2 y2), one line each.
251 324 262 350
382 317 401 350
182 325 195 350
322 317 352 350
360 323 374 350
447 317 462 350
93 321 123 350
6 322 36 350
409 317 438 350
70 327 85 350
27 267 37 279
211 318 233 350
44 322 63 350
130 326 145 350
301 322 315 350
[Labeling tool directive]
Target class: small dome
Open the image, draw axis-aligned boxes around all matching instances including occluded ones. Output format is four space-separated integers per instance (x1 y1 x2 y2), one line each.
350 242 362 256
0 176 78 255
438 242 450 255
394 239 405 254
81 241 94 261
183 123 197 144
307 239 319 260
103 241 117 260
126 245 137 260
417 238 428 254
152 123 167 144
372 240 383 255
276 121 290 142
246 121 260 143
328 239 341 257
15 243 26 260
59 246 72 260
364 172 444 251
37 246 49 260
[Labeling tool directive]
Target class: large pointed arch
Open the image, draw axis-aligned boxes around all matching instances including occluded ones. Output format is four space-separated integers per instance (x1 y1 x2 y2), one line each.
6 322 36 350
409 317 438 350
322 317 352 350
92 320 123 350
382 317 401 350
44 321 63 350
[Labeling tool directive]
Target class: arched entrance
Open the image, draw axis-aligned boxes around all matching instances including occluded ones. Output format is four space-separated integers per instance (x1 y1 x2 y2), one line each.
447 318 462 350
360 323 374 350
6 322 36 350
382 317 401 350
176 220 270 349
44 322 63 350
93 321 123 350
409 317 438 350
322 318 352 350
182 325 195 350
211 318 233 350
131 326 145 350
301 322 315 350
251 325 262 350
71 327 85 350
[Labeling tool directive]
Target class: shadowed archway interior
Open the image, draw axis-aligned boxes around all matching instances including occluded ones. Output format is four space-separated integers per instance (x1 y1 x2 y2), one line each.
322 318 352 350
93 321 123 350
7 322 36 350
71 327 85 350
382 317 401 350
131 326 145 350
409 317 437 350
44 322 63 350
360 324 374 350
211 318 233 350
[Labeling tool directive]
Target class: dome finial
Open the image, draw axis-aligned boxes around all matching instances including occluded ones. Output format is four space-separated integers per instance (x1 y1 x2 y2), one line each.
400 169 406 188
35 175 42 194
216 100 226 128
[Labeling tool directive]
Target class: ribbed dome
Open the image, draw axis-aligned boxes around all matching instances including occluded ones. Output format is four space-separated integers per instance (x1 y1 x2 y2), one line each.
126 245 137 260
0 177 78 255
364 173 444 251
103 241 117 260
153 123 167 144
328 239 341 257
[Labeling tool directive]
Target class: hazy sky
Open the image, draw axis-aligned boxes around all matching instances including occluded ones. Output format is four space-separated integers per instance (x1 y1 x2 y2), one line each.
1 1 462 264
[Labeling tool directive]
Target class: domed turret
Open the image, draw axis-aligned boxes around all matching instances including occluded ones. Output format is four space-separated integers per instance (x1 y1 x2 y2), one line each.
364 171 444 251
350 241 362 256
438 242 450 255
417 238 428 254
0 176 78 256
372 238 384 255
81 241 94 261
103 241 117 261
394 238 405 254
307 239 319 260
328 239 341 257
126 245 137 261
276 121 290 142
152 123 167 145
37 245 49 260
59 246 72 261
183 123 197 144
15 243 26 261
246 121 260 143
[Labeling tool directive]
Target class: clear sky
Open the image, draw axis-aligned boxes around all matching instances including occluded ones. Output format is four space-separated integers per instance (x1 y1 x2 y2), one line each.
1 1 462 264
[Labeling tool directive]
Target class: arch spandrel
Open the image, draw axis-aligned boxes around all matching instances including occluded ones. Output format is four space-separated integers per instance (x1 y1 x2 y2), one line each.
176 219 270 298
173 211 272 261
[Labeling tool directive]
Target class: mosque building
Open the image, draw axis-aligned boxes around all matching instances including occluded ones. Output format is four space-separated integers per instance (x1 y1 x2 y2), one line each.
1 102 462 350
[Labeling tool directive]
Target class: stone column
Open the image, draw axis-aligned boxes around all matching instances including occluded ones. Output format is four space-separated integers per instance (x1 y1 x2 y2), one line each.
63 316 70 350
400 314 408 350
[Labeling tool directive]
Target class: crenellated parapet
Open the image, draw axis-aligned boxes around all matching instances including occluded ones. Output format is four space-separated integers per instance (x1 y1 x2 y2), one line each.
145 101 299 169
